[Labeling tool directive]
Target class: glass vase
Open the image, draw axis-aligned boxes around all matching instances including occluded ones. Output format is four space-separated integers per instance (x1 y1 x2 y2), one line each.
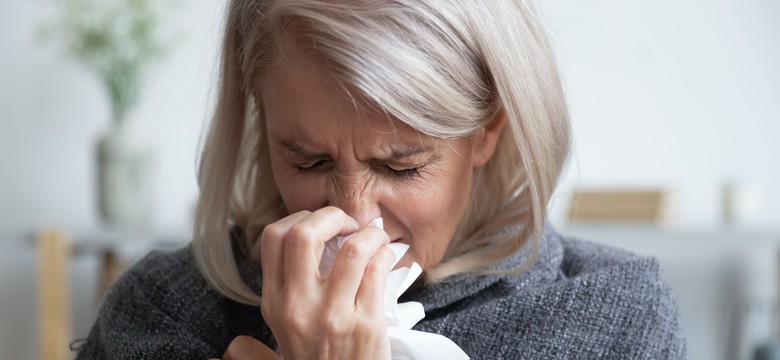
96 115 154 228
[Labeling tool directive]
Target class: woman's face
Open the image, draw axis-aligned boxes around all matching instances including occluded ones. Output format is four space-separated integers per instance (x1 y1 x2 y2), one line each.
260 62 498 270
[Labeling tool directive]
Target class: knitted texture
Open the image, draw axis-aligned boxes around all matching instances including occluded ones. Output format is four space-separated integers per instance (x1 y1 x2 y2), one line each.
74 225 687 359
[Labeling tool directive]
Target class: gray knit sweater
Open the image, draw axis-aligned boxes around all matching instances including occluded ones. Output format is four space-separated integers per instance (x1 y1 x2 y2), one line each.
74 224 687 359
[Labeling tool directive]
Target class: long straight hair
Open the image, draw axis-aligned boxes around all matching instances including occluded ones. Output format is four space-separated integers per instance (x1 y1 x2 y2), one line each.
193 0 570 305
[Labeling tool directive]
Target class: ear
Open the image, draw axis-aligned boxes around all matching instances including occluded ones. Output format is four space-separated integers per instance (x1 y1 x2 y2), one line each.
471 108 507 168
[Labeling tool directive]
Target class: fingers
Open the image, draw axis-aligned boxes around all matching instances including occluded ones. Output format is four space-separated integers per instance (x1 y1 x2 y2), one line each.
260 207 360 290
326 226 391 306
255 209 395 359
260 211 311 290
356 245 396 313
222 335 279 360
283 207 359 287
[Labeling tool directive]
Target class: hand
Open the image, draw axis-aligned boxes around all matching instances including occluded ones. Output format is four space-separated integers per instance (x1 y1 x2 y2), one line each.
212 335 280 360
256 206 395 360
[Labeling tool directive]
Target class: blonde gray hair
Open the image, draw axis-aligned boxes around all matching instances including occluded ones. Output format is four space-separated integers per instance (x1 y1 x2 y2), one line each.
194 0 570 305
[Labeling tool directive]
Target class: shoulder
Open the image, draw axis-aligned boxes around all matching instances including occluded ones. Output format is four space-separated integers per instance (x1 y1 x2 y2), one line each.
558 234 652 276
420 230 688 359
518 234 688 358
103 245 215 315
74 245 232 359
115 245 205 294
527 226 681 314
555 235 683 327
565 236 687 358
557 235 669 292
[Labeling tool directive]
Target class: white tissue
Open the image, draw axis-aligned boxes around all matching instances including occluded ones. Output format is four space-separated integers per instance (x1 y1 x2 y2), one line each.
318 218 469 360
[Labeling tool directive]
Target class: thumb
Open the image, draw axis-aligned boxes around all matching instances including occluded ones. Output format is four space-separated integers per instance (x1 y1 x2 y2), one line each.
222 335 279 360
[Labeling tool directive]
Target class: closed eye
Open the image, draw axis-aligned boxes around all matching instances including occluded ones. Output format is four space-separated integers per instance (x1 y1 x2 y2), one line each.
376 164 422 179
294 160 424 180
296 159 331 173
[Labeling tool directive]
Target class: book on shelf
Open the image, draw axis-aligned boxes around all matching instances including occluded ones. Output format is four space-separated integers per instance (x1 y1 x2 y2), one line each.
567 189 672 224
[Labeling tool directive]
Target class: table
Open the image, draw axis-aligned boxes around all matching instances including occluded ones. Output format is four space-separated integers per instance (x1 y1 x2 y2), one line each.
35 227 190 360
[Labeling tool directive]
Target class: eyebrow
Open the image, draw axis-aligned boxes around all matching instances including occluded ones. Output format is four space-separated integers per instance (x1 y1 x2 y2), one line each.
277 140 433 161
278 141 329 159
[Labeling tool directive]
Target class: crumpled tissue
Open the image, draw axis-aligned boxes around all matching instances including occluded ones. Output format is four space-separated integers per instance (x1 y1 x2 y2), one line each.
319 218 470 360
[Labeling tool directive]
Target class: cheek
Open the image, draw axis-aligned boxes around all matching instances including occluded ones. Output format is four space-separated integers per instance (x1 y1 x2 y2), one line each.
414 172 470 229
392 164 473 267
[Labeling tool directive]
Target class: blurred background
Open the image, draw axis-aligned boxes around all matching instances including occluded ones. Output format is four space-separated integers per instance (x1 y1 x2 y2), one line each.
1 0 778 359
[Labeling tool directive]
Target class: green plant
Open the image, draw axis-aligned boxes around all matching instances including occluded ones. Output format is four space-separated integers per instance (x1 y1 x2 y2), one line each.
43 0 177 122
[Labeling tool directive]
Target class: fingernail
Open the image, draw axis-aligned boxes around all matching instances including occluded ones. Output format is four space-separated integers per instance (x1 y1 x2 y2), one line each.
368 217 384 229
336 234 352 248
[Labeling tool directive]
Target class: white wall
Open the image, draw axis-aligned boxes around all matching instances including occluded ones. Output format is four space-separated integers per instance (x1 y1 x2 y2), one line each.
0 0 224 234
545 0 780 228
0 1 223 359
1 1 779 359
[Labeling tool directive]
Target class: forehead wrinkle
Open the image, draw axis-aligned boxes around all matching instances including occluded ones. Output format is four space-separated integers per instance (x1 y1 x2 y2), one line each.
277 140 330 159
356 120 441 162
330 76 418 160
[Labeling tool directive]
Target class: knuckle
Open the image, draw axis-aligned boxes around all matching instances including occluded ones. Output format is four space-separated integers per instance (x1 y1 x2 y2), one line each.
286 224 317 244
322 205 346 217
341 241 370 260
365 253 390 276
321 311 349 337
261 223 286 241
291 210 312 217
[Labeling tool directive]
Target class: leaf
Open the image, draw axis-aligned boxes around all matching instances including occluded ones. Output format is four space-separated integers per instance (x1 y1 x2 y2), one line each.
41 0 181 121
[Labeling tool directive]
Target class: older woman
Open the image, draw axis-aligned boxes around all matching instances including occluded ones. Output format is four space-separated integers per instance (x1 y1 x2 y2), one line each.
75 0 687 359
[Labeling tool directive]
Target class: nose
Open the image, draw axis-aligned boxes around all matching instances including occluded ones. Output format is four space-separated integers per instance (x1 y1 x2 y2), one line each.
329 181 382 229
